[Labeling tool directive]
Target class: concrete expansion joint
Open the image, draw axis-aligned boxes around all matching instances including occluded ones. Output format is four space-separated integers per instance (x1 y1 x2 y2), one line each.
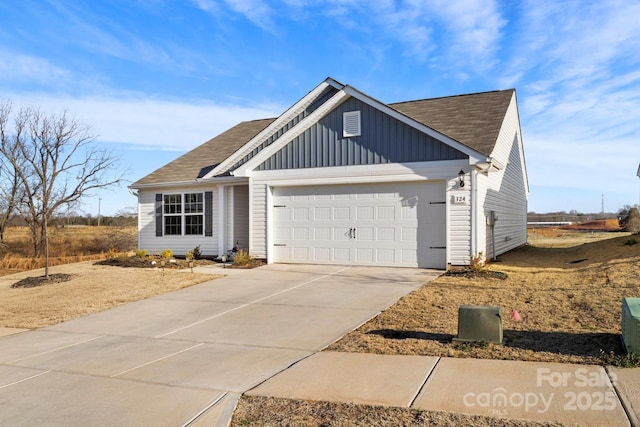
409 356 442 408
605 365 638 427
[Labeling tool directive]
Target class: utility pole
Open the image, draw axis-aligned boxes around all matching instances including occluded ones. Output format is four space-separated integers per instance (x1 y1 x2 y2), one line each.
601 194 604 217
98 197 101 227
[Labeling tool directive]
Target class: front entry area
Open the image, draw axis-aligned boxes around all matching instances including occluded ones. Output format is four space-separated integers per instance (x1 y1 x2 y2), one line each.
272 181 446 268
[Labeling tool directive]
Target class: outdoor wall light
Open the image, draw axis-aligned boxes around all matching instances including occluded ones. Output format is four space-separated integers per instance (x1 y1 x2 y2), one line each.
458 170 466 188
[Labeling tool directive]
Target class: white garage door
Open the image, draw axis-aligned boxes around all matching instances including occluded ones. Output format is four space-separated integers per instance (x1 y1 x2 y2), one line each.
272 182 446 268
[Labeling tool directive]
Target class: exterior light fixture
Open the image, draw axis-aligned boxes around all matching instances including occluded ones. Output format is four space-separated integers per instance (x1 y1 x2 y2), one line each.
458 170 465 188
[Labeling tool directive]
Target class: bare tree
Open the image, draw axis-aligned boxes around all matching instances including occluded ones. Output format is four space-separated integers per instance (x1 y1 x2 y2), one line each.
0 102 23 244
0 102 123 278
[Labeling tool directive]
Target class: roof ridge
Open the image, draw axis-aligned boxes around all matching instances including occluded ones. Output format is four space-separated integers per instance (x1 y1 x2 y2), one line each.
388 88 515 106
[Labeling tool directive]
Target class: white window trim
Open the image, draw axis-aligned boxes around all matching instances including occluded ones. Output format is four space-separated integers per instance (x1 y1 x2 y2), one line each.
163 192 205 236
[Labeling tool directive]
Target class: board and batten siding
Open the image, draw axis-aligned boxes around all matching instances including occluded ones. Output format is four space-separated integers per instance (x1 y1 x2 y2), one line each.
137 187 220 257
256 97 467 171
475 94 528 259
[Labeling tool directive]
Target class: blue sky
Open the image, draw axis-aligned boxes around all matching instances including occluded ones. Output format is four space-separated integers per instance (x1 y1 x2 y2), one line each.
1 0 639 216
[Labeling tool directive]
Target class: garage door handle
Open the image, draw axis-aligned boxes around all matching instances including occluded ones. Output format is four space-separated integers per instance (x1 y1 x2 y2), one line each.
353 228 356 239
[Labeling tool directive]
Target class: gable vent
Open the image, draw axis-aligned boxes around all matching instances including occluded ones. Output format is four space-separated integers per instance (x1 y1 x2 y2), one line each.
343 111 361 137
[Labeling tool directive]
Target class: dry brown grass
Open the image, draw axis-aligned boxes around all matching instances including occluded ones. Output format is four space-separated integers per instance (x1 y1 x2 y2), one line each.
0 226 136 275
231 396 557 427
328 232 640 365
0 261 218 329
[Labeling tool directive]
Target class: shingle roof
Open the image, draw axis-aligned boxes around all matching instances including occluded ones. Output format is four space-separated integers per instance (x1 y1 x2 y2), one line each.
390 89 514 157
131 118 275 186
131 88 514 187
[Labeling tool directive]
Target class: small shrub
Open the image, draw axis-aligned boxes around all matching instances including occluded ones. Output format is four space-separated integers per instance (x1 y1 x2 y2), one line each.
160 248 173 259
469 252 487 272
233 249 252 266
623 238 638 246
135 249 148 258
185 250 194 261
192 245 202 260
106 248 120 259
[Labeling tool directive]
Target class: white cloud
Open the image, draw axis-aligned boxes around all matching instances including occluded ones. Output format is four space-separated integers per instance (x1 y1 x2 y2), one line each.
0 51 70 85
5 93 284 151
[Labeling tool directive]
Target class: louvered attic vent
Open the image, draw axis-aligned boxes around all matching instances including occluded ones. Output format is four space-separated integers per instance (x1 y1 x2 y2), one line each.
343 111 361 137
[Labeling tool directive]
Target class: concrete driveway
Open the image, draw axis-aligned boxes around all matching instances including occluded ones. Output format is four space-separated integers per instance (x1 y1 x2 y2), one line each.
0 264 438 426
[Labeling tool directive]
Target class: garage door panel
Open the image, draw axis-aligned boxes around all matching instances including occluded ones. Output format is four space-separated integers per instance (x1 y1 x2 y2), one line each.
334 207 350 220
377 227 395 241
273 182 446 268
292 207 309 220
314 207 332 220
314 227 331 240
376 206 395 220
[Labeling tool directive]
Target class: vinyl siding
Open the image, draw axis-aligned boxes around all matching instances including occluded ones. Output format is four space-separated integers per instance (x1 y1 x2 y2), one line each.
250 181 268 259
256 97 467 170
448 175 472 265
137 186 220 257
475 94 528 259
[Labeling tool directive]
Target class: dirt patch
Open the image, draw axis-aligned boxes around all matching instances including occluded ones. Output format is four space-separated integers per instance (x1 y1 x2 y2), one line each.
231 396 558 427
561 219 621 231
328 233 640 366
11 273 73 289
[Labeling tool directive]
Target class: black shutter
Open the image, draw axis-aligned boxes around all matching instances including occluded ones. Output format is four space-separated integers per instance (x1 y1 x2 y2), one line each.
155 194 163 236
205 191 213 237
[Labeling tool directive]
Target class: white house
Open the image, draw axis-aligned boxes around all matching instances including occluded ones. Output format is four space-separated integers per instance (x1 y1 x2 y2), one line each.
130 78 528 269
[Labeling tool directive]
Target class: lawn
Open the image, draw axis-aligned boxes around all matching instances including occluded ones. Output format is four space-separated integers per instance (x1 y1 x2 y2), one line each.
327 231 640 366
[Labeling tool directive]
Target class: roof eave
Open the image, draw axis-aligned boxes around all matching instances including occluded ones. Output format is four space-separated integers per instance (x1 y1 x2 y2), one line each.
129 175 248 190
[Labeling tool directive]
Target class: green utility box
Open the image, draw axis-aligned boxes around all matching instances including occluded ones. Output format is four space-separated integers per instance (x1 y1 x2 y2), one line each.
454 305 503 344
622 298 640 354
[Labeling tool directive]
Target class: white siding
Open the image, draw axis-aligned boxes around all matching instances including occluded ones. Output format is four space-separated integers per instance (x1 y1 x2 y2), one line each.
250 181 268 259
448 175 472 265
137 186 220 257
475 94 528 259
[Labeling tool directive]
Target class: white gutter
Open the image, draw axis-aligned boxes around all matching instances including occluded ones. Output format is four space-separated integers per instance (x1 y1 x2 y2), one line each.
128 176 248 190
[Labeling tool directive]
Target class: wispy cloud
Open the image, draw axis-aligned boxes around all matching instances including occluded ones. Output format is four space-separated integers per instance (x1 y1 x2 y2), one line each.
6 93 284 151
192 0 277 33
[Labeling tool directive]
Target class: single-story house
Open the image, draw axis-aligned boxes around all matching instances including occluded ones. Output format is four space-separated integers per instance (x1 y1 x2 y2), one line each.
130 77 528 269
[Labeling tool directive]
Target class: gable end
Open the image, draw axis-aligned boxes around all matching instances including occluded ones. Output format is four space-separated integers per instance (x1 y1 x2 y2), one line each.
256 97 467 171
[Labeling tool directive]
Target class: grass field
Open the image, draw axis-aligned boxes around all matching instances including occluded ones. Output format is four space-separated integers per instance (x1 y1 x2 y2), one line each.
0 226 136 275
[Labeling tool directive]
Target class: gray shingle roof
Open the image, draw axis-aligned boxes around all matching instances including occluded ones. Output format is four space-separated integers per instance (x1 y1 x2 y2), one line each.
131 89 514 187
131 118 275 186
390 89 515 157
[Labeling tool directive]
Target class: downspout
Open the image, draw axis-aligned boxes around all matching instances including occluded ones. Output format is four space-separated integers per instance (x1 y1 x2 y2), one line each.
128 188 141 249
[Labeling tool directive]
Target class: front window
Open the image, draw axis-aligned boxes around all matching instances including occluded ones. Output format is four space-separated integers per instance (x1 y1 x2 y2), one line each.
164 193 204 235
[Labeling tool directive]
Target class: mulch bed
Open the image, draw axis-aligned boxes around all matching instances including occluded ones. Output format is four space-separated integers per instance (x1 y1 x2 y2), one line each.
443 269 507 280
11 273 73 289
95 257 216 269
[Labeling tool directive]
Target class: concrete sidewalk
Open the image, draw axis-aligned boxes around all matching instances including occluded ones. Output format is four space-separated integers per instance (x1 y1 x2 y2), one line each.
248 351 639 426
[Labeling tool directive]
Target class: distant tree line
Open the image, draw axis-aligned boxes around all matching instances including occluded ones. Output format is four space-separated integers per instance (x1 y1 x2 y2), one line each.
528 205 639 224
6 212 137 228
